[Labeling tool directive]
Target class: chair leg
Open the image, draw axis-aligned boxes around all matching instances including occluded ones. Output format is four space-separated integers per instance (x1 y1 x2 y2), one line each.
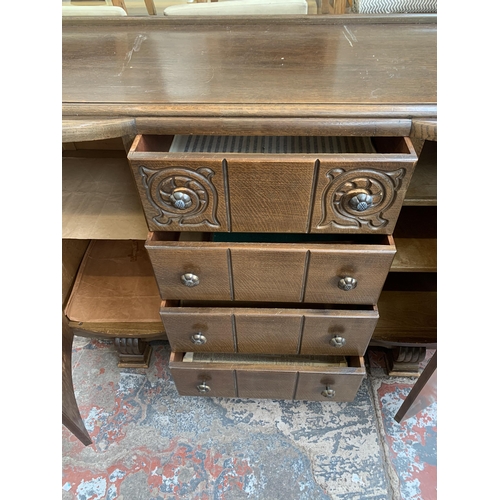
143 0 157 15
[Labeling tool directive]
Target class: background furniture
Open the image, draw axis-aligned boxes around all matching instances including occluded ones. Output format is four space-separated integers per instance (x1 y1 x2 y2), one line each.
63 15 437 398
163 0 308 15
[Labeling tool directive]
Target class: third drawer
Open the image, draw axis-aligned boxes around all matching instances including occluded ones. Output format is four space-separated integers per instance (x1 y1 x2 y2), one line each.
161 301 378 356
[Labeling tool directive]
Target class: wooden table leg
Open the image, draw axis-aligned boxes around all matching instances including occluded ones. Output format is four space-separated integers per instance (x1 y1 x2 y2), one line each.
62 319 92 446
394 351 437 423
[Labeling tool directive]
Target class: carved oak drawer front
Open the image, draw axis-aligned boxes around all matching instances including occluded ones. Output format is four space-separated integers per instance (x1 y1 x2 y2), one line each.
146 232 395 305
128 135 417 235
160 302 378 356
169 352 365 402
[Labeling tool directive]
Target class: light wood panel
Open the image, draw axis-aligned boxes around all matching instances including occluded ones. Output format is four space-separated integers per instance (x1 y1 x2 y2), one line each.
62 157 149 240
372 291 437 345
404 140 437 205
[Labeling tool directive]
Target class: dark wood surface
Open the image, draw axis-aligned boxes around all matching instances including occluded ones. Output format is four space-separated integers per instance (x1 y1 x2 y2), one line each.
62 16 437 127
62 15 437 394
394 350 437 422
63 317 92 446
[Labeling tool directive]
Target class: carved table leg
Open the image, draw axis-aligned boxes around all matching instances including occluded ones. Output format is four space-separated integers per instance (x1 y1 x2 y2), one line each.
387 346 426 377
114 338 152 368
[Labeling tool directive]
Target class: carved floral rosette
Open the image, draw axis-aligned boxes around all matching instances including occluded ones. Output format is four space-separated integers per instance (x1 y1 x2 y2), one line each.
139 165 220 228
316 167 406 230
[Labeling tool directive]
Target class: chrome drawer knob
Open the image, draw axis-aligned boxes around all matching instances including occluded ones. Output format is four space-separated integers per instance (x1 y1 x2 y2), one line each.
181 273 199 287
191 333 207 345
330 335 346 348
321 386 335 398
196 382 211 394
170 191 192 210
338 277 357 291
349 193 373 212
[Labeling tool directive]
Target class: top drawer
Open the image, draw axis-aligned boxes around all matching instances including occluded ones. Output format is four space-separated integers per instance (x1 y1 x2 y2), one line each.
128 135 417 234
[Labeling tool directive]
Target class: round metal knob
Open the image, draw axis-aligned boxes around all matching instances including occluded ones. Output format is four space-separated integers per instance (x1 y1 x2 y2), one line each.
170 191 192 210
181 273 199 287
338 277 357 291
191 333 207 345
329 335 346 348
196 382 211 394
321 386 335 398
349 193 373 212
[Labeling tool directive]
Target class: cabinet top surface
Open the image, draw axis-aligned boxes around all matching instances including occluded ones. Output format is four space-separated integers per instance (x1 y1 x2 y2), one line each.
62 15 436 119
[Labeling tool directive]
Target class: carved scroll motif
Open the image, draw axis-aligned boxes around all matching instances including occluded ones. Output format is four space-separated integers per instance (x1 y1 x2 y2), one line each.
139 165 221 228
316 167 406 230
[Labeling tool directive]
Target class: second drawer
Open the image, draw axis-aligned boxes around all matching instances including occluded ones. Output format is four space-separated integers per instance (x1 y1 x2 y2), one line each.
161 302 378 356
147 233 396 304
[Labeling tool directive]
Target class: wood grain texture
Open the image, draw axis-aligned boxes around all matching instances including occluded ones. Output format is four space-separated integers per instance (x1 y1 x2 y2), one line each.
134 117 413 136
233 313 303 355
230 247 307 302
62 317 92 446
62 16 436 120
160 309 235 353
411 119 437 142
62 157 149 240
300 310 378 356
226 156 316 233
147 235 395 303
310 138 418 235
169 352 365 400
304 240 396 304
129 136 418 234
62 239 90 307
403 140 437 205
62 118 137 143
372 291 437 344
391 237 436 272
69 323 165 338
161 305 377 355
128 155 228 232
295 370 363 402
237 370 297 399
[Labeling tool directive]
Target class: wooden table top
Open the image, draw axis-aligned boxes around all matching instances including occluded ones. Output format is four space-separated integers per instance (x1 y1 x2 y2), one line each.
62 15 436 122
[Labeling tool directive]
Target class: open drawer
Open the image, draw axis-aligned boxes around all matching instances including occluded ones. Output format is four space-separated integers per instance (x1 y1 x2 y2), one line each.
169 352 366 402
161 301 378 357
146 232 395 304
128 135 417 234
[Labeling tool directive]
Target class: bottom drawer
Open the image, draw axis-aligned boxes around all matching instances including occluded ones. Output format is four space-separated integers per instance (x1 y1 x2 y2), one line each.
169 352 365 402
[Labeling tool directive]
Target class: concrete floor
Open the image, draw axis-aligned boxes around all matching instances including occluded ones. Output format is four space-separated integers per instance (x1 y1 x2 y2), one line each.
62 339 436 499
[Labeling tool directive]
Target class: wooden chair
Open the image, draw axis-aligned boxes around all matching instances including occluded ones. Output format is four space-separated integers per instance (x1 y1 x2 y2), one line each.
163 0 308 16
62 1 157 16
62 5 128 15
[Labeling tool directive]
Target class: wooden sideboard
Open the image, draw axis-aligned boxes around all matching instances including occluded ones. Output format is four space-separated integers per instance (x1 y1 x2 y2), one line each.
62 14 437 399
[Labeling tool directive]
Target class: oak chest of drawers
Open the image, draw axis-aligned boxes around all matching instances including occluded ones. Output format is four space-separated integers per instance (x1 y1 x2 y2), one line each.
127 133 417 401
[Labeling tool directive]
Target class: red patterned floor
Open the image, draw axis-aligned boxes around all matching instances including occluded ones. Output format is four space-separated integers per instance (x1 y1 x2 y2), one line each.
63 341 436 500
